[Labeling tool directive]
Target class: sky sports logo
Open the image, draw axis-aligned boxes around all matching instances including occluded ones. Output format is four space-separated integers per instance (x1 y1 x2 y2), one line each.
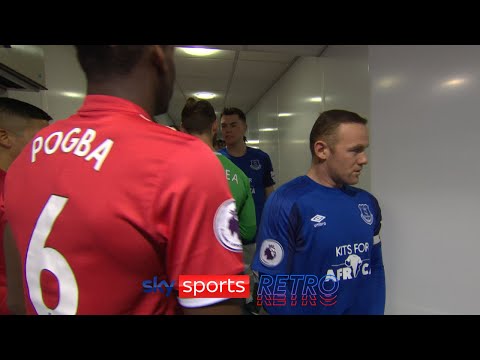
142 275 250 298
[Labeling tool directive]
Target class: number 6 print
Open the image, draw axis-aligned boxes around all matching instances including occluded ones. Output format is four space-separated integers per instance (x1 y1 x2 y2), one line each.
26 195 79 315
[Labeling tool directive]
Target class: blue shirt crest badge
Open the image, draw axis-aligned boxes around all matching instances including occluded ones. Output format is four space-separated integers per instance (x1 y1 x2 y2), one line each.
250 159 261 170
358 204 373 225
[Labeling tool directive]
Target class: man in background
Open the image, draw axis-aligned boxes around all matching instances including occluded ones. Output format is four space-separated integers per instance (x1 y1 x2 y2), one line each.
219 107 276 314
0 97 51 315
181 98 257 311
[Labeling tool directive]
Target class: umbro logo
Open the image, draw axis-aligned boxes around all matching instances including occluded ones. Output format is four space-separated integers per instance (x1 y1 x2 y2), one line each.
311 215 325 222
311 214 326 227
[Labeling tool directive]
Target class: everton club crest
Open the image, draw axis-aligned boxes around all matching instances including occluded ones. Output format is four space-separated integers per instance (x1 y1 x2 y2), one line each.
250 159 261 170
358 204 373 225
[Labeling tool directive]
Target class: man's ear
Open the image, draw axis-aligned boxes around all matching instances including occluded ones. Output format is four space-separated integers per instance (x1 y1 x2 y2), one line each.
212 120 218 135
151 45 173 75
0 128 13 149
313 140 329 161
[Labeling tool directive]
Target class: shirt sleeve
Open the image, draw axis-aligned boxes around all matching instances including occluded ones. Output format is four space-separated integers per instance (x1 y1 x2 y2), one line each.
262 153 276 187
367 195 385 314
252 190 298 275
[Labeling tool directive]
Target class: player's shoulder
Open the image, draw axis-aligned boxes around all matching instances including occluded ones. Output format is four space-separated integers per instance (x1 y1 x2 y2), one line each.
345 185 380 205
246 146 271 159
175 132 217 156
217 147 228 156
105 119 215 162
215 151 229 163
215 151 233 168
268 176 311 208
160 132 221 171
344 185 375 198
152 126 209 152
216 152 247 175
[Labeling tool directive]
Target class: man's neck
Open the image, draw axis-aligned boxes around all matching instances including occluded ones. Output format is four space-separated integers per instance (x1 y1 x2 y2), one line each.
192 133 215 152
226 142 247 157
87 70 156 118
0 153 12 172
307 165 342 188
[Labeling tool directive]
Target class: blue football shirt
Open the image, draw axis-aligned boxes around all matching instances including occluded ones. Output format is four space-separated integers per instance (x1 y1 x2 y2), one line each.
218 146 275 227
252 175 385 315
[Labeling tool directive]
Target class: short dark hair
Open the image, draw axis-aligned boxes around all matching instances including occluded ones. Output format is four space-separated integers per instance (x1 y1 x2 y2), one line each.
309 109 367 157
0 97 52 121
75 45 147 82
221 107 246 123
181 98 216 134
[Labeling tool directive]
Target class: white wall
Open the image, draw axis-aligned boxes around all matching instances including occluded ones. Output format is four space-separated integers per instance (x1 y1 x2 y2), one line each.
247 46 371 190
369 45 480 314
6 46 182 128
7 45 86 121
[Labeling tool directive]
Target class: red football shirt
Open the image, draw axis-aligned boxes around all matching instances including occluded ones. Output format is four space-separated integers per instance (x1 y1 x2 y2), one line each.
4 95 244 315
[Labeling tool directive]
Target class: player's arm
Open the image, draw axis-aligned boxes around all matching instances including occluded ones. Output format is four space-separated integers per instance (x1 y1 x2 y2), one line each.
263 154 276 199
251 192 298 315
369 235 386 314
369 197 386 314
3 224 26 315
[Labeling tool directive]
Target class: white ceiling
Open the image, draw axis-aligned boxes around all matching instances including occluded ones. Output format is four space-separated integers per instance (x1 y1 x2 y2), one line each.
166 45 328 124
